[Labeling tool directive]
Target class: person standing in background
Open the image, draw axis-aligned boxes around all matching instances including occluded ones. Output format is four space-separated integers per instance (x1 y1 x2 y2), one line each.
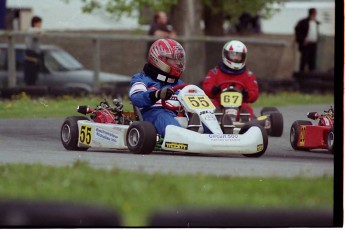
24 15 43 85
294 8 320 73
146 11 176 54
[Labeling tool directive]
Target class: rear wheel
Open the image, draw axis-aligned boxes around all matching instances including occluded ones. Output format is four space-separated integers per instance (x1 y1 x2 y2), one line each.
240 124 268 158
126 121 157 154
61 116 89 151
327 126 334 154
290 120 312 151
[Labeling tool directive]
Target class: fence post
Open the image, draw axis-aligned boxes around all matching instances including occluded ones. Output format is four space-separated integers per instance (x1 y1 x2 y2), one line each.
7 33 16 88
92 37 100 92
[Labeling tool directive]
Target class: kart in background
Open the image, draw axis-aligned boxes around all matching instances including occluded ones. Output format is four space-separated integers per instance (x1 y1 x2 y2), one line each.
214 80 284 137
289 106 334 154
61 84 268 157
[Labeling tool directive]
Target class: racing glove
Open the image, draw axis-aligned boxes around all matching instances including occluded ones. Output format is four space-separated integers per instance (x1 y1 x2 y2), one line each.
211 85 221 95
242 89 249 101
149 88 174 102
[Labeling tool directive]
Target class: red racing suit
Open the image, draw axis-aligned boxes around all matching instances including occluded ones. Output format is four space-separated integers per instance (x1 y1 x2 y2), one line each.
202 64 259 117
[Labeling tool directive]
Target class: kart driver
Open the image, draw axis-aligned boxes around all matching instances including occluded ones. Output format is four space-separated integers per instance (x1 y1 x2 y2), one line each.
202 40 259 118
129 38 186 137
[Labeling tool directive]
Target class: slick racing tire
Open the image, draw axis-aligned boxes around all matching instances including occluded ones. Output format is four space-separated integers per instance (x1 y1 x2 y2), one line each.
61 116 89 151
260 107 279 116
126 121 157 154
327 126 334 154
269 112 284 137
239 124 268 158
290 120 312 151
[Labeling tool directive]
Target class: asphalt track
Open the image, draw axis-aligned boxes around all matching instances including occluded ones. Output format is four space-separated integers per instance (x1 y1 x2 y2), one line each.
0 104 334 178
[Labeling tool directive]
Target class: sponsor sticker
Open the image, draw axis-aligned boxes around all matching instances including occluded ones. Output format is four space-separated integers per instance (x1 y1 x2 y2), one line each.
299 126 306 146
95 128 118 143
165 142 188 150
257 144 263 151
208 134 240 141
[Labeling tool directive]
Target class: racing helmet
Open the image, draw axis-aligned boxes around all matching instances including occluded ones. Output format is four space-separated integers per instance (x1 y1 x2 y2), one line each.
148 38 186 78
222 40 247 70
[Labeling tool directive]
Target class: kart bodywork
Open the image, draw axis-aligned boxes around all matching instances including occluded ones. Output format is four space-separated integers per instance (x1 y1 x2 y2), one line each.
289 106 334 154
61 85 268 157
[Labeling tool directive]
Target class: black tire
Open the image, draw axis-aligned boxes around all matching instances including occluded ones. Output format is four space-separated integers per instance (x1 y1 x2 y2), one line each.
269 112 284 137
240 124 268 158
290 120 312 151
61 116 89 151
126 121 157 154
260 107 279 116
327 126 334 154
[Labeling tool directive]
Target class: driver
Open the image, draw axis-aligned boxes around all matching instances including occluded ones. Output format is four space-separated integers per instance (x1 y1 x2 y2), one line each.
129 38 186 137
202 40 259 117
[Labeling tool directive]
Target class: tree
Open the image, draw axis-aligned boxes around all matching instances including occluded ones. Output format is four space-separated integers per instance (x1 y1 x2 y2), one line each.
72 0 285 36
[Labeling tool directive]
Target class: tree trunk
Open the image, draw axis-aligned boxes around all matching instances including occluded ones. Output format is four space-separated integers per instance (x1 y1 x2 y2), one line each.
170 0 205 85
203 0 224 36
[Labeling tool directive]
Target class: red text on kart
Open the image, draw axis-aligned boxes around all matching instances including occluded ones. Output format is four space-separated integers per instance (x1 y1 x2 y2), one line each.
211 80 284 137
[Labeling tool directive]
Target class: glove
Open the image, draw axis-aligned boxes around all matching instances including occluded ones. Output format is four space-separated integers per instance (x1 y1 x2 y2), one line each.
242 89 249 100
211 85 221 95
149 88 174 102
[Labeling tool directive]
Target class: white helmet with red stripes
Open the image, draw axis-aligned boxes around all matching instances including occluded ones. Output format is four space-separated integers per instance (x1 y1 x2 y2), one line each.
148 38 186 78
222 40 247 70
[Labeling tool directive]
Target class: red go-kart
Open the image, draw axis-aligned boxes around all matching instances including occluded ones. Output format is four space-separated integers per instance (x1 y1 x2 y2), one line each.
290 106 334 154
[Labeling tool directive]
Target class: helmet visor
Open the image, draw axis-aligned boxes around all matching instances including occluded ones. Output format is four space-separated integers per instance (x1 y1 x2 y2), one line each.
224 50 246 64
166 53 185 70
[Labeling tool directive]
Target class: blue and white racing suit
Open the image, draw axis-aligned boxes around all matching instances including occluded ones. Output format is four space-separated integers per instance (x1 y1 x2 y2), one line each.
129 72 185 137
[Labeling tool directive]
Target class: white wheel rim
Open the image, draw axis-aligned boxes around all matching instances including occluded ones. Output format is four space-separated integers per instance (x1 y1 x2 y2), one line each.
128 128 140 147
61 124 71 143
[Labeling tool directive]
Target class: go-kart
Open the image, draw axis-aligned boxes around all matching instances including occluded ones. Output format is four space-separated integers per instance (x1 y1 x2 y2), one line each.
289 106 334 154
61 84 268 157
213 80 284 137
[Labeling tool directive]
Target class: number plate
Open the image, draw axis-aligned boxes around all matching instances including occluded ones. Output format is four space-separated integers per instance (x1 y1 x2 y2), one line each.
79 125 92 145
220 92 242 107
183 95 215 109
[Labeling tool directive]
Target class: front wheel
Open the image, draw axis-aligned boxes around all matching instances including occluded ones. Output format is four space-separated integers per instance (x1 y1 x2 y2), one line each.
290 120 312 151
61 116 89 151
269 112 284 137
240 124 268 158
126 121 157 154
327 126 334 154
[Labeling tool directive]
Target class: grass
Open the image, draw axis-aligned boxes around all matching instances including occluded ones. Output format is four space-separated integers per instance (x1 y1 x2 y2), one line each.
0 161 333 226
0 91 334 119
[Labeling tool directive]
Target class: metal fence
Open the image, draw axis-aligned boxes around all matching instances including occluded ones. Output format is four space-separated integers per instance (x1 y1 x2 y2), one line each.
0 31 334 93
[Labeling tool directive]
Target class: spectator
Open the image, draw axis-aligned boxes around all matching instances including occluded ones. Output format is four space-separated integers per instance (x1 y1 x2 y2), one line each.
147 11 176 54
24 15 43 86
294 8 320 72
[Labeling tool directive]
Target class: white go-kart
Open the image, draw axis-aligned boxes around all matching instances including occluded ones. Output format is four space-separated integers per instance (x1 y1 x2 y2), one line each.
61 84 268 157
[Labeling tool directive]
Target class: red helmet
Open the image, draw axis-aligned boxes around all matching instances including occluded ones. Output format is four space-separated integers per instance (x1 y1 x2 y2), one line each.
148 38 186 77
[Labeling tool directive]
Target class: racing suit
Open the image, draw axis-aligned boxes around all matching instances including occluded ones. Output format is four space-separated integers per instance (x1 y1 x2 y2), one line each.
129 63 184 137
202 62 259 118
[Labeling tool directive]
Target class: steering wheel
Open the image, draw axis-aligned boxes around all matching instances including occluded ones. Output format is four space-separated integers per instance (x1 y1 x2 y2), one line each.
161 84 188 111
216 80 246 93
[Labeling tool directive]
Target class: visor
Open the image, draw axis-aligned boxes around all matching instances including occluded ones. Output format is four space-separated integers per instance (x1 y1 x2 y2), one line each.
224 50 246 64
